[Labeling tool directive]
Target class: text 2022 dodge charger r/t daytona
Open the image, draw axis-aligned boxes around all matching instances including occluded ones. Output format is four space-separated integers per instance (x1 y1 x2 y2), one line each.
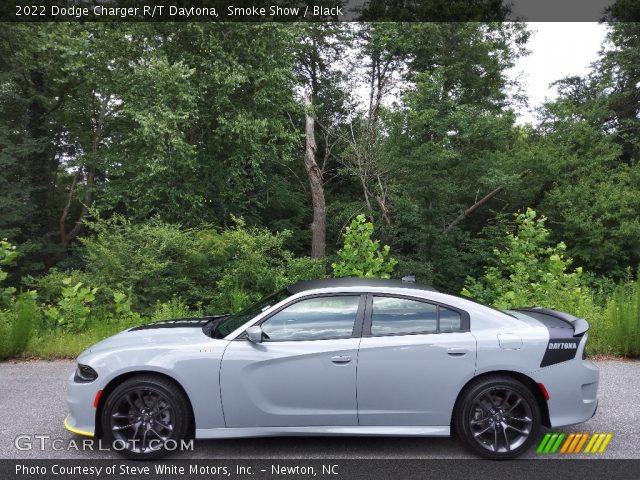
65 278 599 459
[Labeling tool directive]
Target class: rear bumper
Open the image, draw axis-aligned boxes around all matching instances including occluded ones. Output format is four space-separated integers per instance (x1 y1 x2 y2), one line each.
533 358 599 427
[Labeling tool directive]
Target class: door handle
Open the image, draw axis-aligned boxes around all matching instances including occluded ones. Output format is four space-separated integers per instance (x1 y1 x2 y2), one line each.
331 355 352 364
447 347 468 357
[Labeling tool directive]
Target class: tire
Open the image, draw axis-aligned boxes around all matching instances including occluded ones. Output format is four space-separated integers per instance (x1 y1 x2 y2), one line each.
100 375 192 460
454 376 541 460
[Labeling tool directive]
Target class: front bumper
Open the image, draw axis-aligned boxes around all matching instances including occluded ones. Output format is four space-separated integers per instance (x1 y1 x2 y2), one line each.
64 415 93 437
65 370 99 437
533 358 599 427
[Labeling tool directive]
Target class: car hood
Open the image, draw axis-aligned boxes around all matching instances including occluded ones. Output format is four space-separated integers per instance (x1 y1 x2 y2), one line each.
78 316 228 359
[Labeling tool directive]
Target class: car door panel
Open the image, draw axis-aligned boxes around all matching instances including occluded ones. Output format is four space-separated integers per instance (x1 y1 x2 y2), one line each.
220 338 360 427
356 294 477 426
357 332 476 426
219 294 364 428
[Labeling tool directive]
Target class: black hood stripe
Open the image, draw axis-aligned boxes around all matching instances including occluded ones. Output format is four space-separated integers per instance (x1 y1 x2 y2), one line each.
129 315 227 331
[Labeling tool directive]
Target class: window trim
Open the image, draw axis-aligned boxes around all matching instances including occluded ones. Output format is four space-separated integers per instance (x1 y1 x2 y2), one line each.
362 293 470 337
242 293 367 343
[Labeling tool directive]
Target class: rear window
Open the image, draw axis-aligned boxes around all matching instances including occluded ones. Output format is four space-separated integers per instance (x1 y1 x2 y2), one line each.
371 297 438 335
371 297 464 335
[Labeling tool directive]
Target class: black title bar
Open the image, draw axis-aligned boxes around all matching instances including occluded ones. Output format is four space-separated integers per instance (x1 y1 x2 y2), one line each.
1 0 638 22
2 459 640 480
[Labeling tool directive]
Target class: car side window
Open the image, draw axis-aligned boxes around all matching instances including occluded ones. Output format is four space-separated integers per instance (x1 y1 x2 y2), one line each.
370 297 464 335
439 306 462 331
371 297 437 335
261 296 360 341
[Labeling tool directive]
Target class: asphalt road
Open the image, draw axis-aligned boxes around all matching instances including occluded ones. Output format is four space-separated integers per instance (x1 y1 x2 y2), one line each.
1 359 638 459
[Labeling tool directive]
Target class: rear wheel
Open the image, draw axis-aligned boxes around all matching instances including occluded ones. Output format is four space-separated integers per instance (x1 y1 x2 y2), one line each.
100 375 192 459
455 376 541 459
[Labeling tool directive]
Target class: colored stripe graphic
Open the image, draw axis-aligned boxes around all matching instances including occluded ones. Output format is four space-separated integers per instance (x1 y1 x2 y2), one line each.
584 434 599 453
537 433 613 454
537 433 552 453
598 434 613 453
567 433 583 454
575 433 589 454
544 433 559 453
560 433 575 453
586 433 609 453
550 433 565 453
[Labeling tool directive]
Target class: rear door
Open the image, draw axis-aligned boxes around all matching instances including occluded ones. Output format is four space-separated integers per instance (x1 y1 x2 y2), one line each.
357 294 477 426
220 294 365 427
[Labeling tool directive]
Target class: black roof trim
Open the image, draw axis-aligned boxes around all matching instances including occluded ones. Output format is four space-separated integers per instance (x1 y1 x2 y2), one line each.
287 278 439 294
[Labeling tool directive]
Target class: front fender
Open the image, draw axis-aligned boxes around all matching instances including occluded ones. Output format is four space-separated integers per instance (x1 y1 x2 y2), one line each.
68 337 229 436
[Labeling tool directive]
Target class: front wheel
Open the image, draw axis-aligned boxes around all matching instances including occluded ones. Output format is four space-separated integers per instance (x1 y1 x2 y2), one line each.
455 376 541 459
100 375 192 459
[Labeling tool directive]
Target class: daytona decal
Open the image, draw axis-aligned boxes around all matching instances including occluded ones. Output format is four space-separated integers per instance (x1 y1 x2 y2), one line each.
548 342 578 350
541 338 580 367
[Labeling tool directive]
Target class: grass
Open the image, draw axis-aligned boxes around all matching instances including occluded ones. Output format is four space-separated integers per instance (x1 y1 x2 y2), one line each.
3 295 208 360
20 318 143 359
596 280 640 357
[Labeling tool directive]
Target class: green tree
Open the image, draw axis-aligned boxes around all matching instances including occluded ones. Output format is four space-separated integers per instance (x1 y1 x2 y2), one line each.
333 214 397 278
530 23 640 278
462 209 590 312
0 24 89 272
374 22 530 289
1 23 309 275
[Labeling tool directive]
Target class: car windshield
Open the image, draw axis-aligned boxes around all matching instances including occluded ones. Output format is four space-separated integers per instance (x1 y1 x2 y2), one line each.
213 288 292 339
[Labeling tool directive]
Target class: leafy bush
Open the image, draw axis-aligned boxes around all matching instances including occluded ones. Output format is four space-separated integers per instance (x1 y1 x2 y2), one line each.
25 269 91 306
0 241 38 359
213 217 326 312
42 214 326 314
0 239 18 306
43 278 98 332
112 291 141 323
462 209 592 312
332 214 397 279
151 297 199 322
0 310 12 359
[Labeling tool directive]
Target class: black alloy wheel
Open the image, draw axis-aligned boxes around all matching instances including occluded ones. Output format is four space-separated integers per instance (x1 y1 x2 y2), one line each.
100 375 191 459
455 376 541 459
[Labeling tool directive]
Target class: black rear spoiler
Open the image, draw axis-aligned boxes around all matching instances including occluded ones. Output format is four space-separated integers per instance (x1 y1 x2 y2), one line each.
514 307 589 337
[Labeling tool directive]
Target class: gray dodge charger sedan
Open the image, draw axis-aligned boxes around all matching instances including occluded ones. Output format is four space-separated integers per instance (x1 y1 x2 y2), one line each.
65 278 599 459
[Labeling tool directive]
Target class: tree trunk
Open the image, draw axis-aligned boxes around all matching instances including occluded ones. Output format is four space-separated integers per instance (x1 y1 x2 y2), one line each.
375 175 392 225
303 90 326 258
58 94 110 256
25 67 56 240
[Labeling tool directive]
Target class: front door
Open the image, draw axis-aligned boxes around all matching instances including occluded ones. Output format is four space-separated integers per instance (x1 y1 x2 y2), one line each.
357 295 477 426
220 294 364 427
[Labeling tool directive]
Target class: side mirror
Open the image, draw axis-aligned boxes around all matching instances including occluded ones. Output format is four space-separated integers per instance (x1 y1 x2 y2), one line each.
246 325 263 343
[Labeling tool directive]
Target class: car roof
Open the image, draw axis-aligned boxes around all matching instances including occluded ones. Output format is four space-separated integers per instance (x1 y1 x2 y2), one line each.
287 278 439 294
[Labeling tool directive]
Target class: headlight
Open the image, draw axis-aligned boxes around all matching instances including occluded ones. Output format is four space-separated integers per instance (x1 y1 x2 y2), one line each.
74 364 98 383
